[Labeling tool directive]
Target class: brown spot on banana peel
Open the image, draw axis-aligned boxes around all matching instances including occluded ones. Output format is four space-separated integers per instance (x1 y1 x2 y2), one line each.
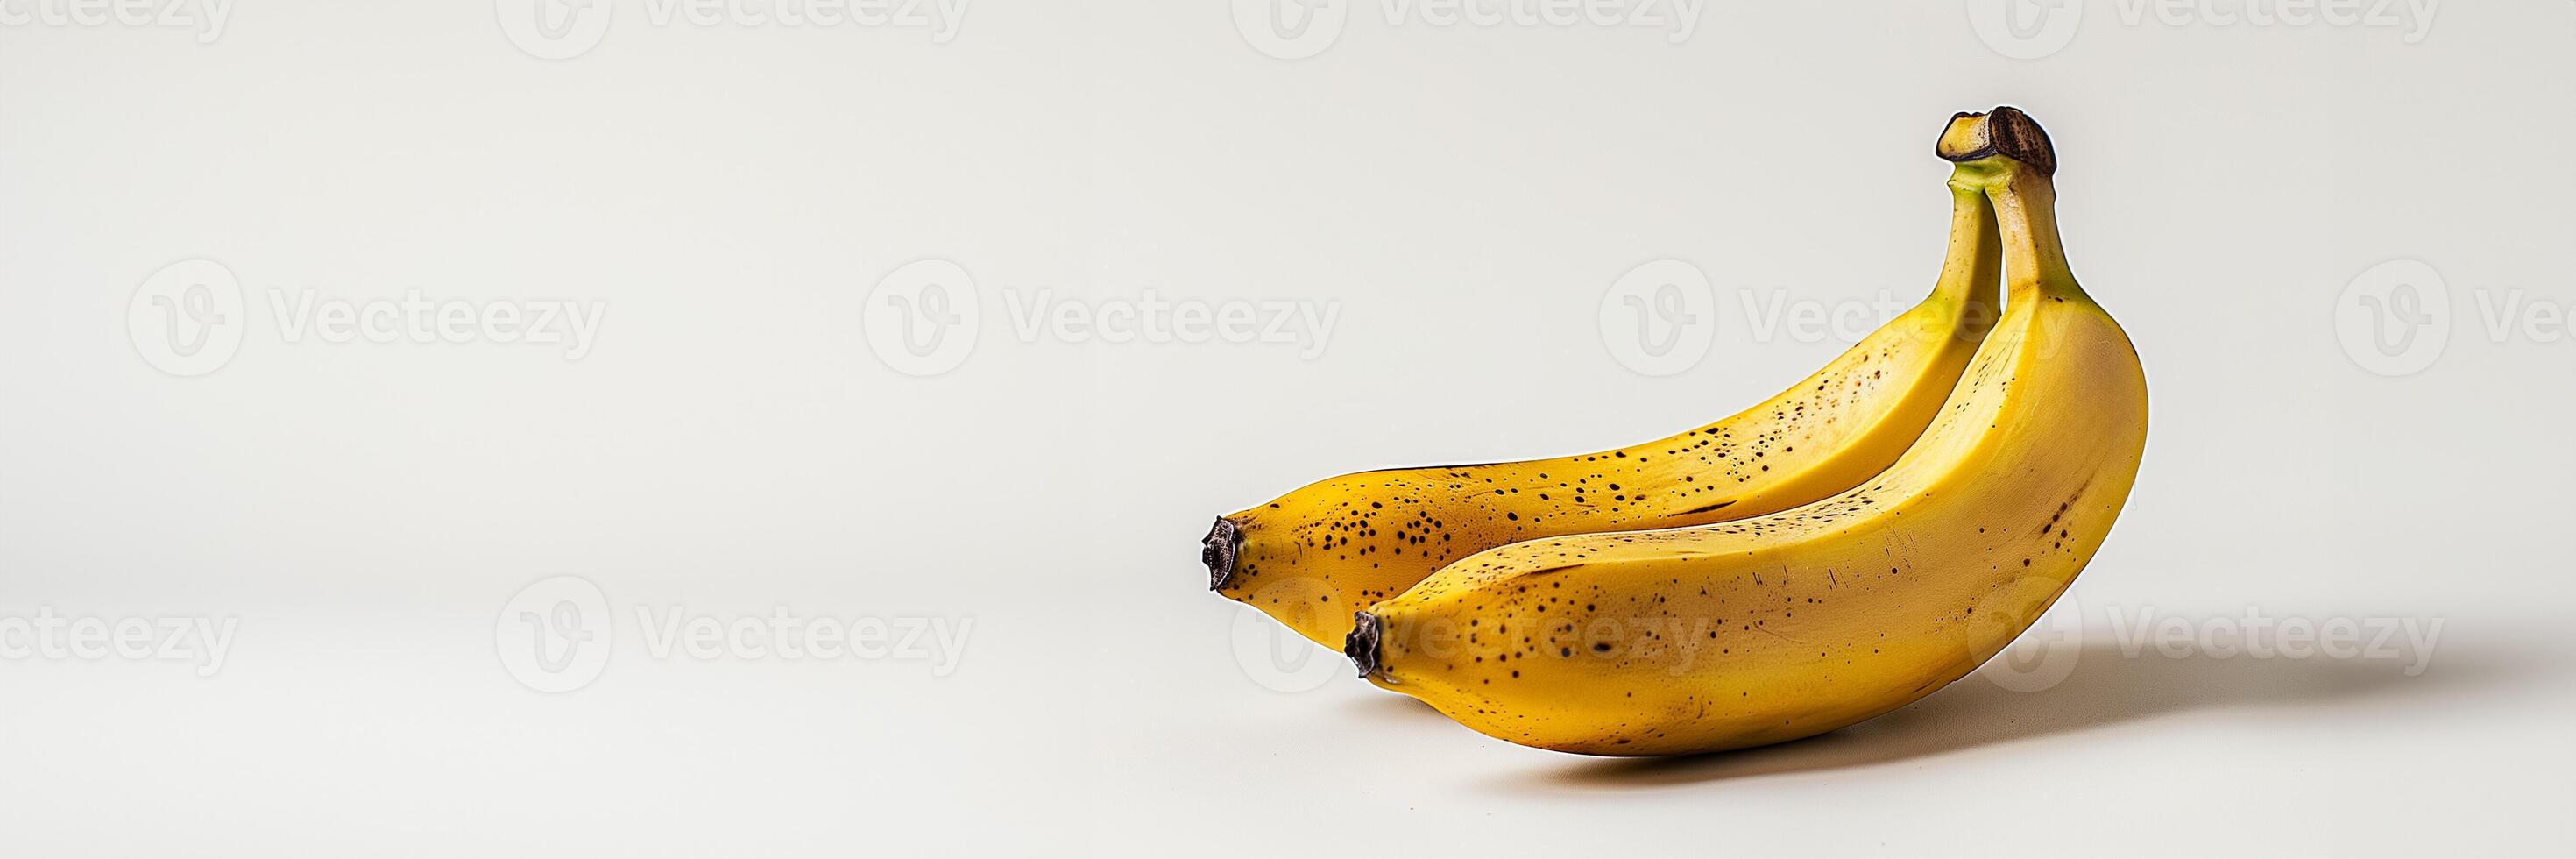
1669 500 1737 517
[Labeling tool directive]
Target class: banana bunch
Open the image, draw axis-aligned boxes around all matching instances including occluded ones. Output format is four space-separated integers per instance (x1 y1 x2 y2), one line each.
1202 107 2148 756
1206 163 2004 648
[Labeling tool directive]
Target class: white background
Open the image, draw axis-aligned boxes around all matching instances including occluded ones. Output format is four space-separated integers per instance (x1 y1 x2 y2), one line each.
4 2 2572 855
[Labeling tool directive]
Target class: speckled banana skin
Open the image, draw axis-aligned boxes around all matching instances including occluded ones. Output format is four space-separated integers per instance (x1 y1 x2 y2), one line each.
1206 163 2005 650
1352 110 2148 756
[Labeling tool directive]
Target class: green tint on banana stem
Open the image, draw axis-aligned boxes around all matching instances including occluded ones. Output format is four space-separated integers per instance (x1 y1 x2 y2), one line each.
1205 158 2006 650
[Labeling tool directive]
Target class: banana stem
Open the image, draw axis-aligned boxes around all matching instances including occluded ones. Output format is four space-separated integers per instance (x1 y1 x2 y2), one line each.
1931 180 2005 325
1937 106 2084 303
1985 167 2085 301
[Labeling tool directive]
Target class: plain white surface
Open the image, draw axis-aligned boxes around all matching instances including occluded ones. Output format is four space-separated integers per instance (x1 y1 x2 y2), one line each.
4 3 2572 855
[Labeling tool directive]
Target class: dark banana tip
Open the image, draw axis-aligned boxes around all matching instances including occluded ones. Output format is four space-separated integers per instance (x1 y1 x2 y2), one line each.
1936 105 2057 177
1345 612 1383 678
1201 517 1242 591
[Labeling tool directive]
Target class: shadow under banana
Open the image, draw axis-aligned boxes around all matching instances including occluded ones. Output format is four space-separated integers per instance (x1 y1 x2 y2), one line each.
1513 637 2540 790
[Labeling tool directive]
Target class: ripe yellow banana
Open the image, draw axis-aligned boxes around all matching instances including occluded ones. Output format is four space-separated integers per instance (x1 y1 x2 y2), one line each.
1347 108 2148 756
1207 164 2005 649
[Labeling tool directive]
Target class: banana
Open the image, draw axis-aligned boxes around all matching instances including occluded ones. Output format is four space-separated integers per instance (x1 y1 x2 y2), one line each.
1345 107 2148 756
1206 160 2006 649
